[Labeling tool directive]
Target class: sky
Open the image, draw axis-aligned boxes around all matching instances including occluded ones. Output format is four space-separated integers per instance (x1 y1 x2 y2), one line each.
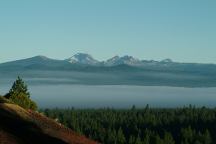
0 0 215 63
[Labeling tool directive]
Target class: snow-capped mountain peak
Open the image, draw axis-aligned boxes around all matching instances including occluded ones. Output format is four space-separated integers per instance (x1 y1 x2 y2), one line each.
104 56 120 66
109 55 120 61
65 53 174 66
161 59 173 63
66 53 99 65
120 55 140 65
105 55 140 66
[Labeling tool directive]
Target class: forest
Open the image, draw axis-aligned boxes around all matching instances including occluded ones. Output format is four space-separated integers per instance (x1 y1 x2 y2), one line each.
42 105 215 144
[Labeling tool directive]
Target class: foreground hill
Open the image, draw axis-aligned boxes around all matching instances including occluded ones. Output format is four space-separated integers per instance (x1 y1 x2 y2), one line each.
0 97 98 144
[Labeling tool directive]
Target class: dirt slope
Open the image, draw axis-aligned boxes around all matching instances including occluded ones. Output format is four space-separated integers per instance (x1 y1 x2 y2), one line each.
0 102 98 144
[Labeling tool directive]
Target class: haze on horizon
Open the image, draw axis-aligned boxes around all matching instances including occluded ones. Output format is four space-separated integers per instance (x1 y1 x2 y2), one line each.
0 0 215 64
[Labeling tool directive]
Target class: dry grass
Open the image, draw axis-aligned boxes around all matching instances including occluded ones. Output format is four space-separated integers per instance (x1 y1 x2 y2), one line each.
28 109 98 144
0 103 30 120
0 130 18 144
0 96 12 104
0 102 99 144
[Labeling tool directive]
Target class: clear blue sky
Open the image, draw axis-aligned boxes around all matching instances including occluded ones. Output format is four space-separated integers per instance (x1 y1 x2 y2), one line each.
0 0 215 63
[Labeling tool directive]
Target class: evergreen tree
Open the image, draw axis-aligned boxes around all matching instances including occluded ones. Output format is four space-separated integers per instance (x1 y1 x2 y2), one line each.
42 106 216 144
143 134 150 144
163 132 175 144
203 130 212 144
135 136 142 144
116 128 126 144
129 135 136 144
106 128 116 144
181 126 194 144
152 134 163 144
5 76 37 110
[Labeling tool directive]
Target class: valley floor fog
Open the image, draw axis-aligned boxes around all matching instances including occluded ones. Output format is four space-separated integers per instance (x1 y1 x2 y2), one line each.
1 84 215 108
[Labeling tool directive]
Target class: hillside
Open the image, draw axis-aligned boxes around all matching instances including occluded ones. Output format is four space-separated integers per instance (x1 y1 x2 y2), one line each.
0 96 98 144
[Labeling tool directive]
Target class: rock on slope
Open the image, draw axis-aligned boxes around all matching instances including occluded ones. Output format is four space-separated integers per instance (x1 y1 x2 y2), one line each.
0 98 98 144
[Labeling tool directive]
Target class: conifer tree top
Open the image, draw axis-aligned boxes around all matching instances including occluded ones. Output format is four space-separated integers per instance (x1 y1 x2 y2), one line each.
5 76 37 110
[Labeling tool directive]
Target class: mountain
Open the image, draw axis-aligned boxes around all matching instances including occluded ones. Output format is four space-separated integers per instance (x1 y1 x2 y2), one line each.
0 55 58 66
104 55 141 66
0 54 216 87
0 55 70 71
160 58 173 63
66 53 99 65
0 96 98 144
0 54 194 70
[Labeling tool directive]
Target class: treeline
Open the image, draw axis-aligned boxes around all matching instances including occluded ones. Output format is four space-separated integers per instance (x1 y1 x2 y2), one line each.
42 105 216 144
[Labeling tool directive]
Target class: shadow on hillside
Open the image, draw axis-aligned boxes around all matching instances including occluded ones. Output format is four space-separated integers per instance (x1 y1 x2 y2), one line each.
0 107 67 144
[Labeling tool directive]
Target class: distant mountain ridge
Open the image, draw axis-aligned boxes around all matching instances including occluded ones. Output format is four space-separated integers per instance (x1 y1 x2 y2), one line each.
0 53 216 70
0 53 189 67
63 53 177 66
0 53 216 87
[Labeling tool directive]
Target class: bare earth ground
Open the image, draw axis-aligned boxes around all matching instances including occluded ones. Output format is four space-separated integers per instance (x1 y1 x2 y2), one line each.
0 102 98 144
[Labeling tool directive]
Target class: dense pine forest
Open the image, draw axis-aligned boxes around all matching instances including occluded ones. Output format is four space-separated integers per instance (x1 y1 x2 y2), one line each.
42 105 215 144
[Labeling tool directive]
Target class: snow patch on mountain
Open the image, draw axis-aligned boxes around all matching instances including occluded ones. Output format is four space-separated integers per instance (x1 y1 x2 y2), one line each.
104 55 141 66
66 53 99 65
